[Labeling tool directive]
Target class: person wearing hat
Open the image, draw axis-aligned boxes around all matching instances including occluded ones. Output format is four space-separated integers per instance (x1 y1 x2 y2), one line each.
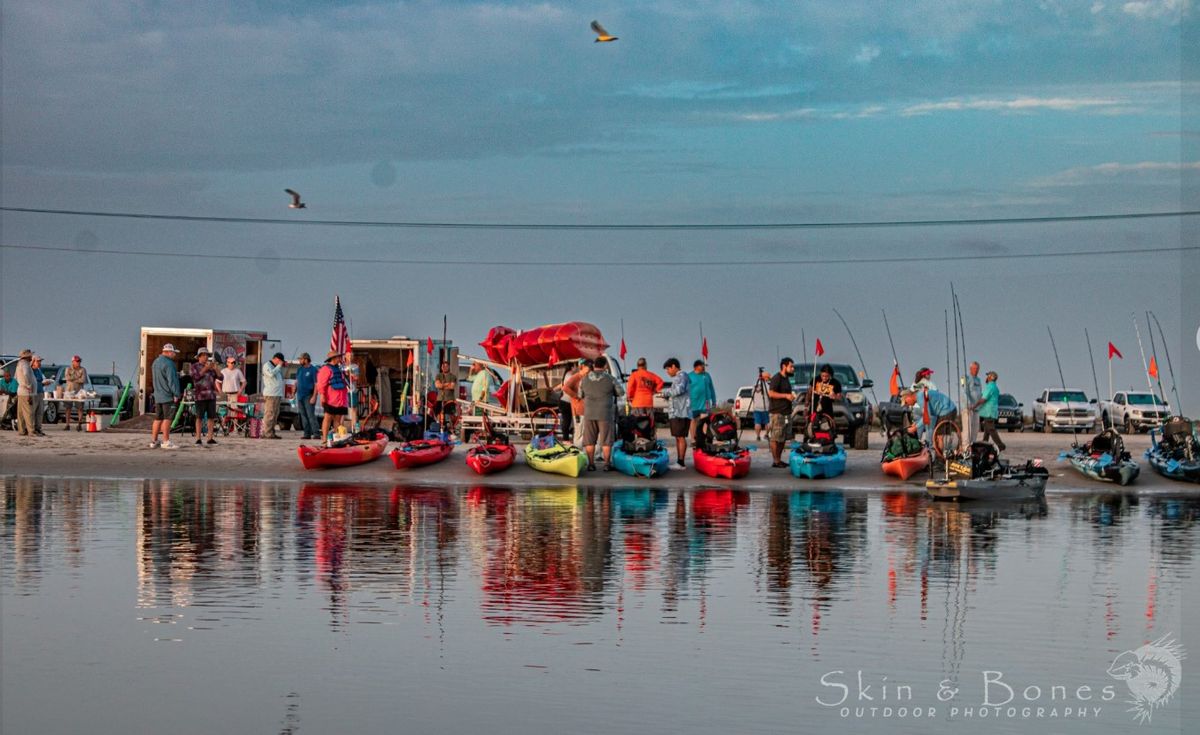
978 370 1007 452
150 343 182 449
30 353 51 435
189 348 222 445
62 355 90 430
294 352 320 440
963 361 983 444
316 350 349 444
13 349 40 437
626 357 664 420
900 385 957 447
220 354 247 408
260 352 286 439
913 367 937 392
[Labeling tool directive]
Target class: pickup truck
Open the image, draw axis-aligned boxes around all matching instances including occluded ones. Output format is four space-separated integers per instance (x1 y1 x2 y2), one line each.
1032 388 1098 433
1099 391 1171 433
788 363 874 450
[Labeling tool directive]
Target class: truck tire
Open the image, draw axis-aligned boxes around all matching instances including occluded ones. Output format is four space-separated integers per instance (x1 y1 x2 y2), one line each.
1042 418 1052 433
1123 415 1133 435
852 424 869 450
291 416 303 431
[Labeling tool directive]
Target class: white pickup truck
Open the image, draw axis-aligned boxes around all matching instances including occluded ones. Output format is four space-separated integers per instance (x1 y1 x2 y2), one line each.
1032 388 1098 433
1099 391 1171 433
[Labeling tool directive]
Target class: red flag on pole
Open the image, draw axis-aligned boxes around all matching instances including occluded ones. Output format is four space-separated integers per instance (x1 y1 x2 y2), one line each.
1107 342 1123 360
1149 357 1159 378
814 339 825 357
427 337 434 355
889 364 901 397
619 338 627 361
922 389 931 425
701 337 709 360
406 351 414 367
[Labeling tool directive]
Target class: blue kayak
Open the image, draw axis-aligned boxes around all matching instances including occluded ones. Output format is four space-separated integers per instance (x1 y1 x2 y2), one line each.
1144 420 1200 484
611 439 671 478
789 442 847 479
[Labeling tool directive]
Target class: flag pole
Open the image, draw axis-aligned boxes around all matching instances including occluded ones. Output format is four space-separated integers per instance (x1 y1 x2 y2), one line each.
1144 311 1166 401
1148 311 1183 412
801 329 807 363
1085 328 1105 429
1132 313 1156 394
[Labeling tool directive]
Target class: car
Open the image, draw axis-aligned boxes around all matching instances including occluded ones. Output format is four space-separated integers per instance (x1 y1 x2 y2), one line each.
1032 388 1097 433
89 374 135 419
1099 391 1171 434
788 363 874 449
996 393 1024 432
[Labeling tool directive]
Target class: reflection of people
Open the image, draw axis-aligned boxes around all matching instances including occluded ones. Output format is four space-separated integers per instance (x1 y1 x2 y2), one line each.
150 343 181 449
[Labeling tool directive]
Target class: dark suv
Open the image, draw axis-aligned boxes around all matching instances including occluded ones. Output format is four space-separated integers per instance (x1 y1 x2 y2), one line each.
788 363 874 450
997 393 1024 432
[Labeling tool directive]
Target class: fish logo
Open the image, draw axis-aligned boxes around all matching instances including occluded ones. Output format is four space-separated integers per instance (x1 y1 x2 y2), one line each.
1107 633 1185 724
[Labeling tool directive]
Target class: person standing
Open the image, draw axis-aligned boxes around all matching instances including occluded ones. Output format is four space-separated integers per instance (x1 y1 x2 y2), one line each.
0 367 16 396
469 361 497 415
750 369 771 441
578 356 624 471
661 358 691 467
150 344 181 449
343 354 360 430
62 355 89 429
768 358 797 468
316 350 349 443
31 354 50 435
189 348 223 445
626 357 664 420
433 360 457 430
964 361 983 444
560 359 591 443
14 350 40 437
913 367 937 392
221 356 246 407
809 364 843 421
261 352 285 439
978 370 1007 452
294 353 319 440
688 360 717 448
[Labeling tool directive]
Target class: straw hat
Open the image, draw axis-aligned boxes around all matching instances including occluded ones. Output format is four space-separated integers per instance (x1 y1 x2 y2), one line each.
18 349 32 359
325 350 343 362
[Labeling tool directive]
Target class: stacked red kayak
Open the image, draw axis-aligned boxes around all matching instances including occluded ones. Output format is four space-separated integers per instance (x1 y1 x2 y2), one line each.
390 439 454 469
480 322 608 366
297 430 389 470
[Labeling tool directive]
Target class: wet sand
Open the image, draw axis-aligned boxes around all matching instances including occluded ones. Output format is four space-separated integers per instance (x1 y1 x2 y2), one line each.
2 425 1193 492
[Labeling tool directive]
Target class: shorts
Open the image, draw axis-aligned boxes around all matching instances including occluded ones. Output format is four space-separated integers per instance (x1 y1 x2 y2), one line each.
692 409 706 419
753 410 770 427
154 401 176 420
768 413 791 442
582 419 614 447
194 399 217 420
669 418 692 438
323 403 348 416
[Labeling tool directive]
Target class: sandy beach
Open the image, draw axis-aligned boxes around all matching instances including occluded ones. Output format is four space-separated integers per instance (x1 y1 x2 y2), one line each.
2 424 1193 492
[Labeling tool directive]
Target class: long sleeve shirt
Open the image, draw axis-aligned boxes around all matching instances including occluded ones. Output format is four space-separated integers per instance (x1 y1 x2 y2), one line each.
666 372 691 420
261 362 284 398
688 371 716 414
15 360 36 397
152 355 182 403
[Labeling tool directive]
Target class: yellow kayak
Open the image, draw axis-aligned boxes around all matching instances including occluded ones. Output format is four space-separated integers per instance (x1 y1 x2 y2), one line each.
524 441 589 478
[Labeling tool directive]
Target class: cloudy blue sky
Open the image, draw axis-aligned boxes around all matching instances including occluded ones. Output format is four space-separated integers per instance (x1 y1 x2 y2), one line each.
2 1 1197 411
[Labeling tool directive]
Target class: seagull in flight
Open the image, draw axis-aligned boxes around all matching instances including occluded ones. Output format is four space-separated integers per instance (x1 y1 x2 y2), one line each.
285 189 306 209
590 20 618 43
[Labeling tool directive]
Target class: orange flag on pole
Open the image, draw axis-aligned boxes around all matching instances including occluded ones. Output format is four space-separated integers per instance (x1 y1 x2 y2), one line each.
889 364 901 397
1149 357 1159 378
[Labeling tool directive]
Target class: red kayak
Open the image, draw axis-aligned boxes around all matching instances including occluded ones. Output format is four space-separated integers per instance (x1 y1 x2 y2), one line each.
389 439 453 469
693 447 752 479
881 448 930 480
479 322 608 366
297 430 389 470
466 444 516 475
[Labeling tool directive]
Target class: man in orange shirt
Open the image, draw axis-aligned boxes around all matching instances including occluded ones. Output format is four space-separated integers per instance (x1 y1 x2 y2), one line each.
626 357 664 421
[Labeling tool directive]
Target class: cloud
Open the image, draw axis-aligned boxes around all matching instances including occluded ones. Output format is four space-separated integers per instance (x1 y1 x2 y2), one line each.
853 44 881 64
1029 160 1200 186
1121 1 1189 20
900 95 1127 115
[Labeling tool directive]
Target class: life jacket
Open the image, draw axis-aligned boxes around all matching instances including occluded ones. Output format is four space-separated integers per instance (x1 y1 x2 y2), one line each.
807 414 836 445
709 413 738 444
618 414 656 453
325 364 347 391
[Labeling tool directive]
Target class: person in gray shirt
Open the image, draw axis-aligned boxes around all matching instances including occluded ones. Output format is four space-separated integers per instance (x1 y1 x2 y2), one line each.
578 356 625 471
150 343 182 449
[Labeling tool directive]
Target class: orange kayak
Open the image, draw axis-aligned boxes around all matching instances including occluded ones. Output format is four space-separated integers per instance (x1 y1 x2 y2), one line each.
881 448 930 480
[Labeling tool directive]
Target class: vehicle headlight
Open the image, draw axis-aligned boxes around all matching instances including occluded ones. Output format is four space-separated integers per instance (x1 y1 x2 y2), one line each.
848 393 864 405
1131 410 1142 417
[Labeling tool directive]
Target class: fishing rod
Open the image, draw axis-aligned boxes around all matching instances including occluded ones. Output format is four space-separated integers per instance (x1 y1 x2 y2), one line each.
951 285 966 447
1148 311 1183 412
1084 328 1106 429
882 309 902 382
801 328 808 364
832 308 881 410
1047 325 1080 448
1144 311 1167 406
1131 314 1157 395
944 310 951 390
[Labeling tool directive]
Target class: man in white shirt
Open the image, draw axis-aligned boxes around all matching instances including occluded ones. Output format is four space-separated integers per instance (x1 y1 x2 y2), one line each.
261 352 285 439
221 356 246 407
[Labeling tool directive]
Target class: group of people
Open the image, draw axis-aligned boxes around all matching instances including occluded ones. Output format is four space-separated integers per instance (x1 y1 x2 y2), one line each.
897 361 1008 453
4 350 52 436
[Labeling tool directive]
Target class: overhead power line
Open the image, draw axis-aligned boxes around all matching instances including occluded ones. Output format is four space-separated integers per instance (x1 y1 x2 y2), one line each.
2 206 1197 231
3 242 1196 267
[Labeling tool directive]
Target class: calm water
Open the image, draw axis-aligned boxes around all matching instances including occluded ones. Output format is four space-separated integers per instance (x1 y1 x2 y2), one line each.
2 478 1196 734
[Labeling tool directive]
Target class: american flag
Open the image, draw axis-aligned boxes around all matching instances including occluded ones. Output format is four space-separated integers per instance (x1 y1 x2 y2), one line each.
330 295 351 355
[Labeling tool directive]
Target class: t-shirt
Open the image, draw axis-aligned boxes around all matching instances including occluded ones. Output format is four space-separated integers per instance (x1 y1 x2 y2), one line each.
579 371 624 420
189 362 222 401
768 373 792 415
978 381 1000 420
810 377 842 416
152 355 181 404
221 367 246 395
64 365 87 392
435 372 456 402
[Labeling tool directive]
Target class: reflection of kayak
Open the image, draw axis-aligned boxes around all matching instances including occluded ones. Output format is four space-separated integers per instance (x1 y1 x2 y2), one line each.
789 443 847 479
788 491 846 516
389 439 453 469
530 487 579 508
692 488 749 516
611 489 654 517
466 444 516 475
297 430 389 470
611 439 670 478
693 446 751 479
881 448 930 481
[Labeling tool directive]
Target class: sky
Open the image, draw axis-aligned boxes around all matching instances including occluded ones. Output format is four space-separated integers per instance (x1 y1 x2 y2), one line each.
1 1 1197 412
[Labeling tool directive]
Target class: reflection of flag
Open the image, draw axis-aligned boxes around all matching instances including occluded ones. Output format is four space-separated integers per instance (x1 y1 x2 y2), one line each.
814 339 825 357
701 337 708 360
1108 342 1122 360
619 338 627 361
889 364 901 397
1149 357 1159 378
330 295 350 355
427 337 434 355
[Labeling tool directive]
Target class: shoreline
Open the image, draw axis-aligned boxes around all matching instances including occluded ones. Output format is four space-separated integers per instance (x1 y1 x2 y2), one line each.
3 429 1195 492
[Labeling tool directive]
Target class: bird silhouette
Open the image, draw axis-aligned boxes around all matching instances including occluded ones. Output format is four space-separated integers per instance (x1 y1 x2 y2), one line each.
590 20 617 43
285 189 306 209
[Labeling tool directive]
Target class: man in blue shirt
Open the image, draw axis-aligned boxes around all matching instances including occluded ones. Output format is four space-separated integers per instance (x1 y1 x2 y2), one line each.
978 370 1006 452
294 352 320 440
151 343 182 449
901 387 958 446
30 354 49 436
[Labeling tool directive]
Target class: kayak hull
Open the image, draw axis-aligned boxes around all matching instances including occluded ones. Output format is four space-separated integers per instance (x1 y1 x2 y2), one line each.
1145 450 1200 483
611 440 671 478
390 439 453 469
297 431 390 470
483 322 609 366
525 443 589 478
926 471 1048 501
881 448 930 481
1066 452 1140 486
466 444 516 475
789 445 847 479
693 447 751 479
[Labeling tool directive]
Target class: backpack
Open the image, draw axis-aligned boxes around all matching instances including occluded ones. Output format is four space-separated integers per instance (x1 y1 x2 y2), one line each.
618 414 656 453
710 413 738 444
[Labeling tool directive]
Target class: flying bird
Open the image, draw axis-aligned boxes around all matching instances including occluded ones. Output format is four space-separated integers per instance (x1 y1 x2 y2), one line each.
590 20 617 43
285 189 306 209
